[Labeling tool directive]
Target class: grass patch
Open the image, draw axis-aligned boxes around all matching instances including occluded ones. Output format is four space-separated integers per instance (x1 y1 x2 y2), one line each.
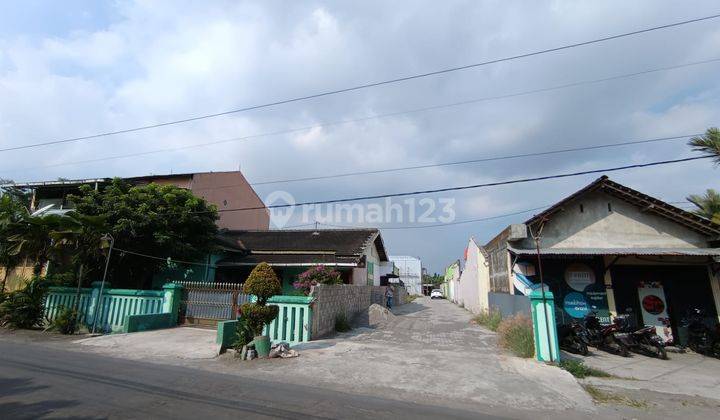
405 295 420 302
582 384 648 409
472 309 503 332
497 314 535 358
335 313 351 333
559 360 612 379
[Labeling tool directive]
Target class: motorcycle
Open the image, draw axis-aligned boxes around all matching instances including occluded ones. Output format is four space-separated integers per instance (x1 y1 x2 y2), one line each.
558 321 589 356
582 313 630 357
613 313 667 360
682 308 720 358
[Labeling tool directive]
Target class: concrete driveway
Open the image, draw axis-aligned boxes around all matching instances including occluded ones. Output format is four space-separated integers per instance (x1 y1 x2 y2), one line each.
216 297 592 414
568 347 720 401
75 327 219 360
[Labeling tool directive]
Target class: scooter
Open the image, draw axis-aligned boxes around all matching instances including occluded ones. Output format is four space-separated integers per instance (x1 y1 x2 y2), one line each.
582 313 630 357
682 308 720 358
558 321 589 356
613 313 667 360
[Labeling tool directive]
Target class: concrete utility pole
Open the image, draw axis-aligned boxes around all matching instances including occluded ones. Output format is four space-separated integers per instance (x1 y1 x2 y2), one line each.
92 233 114 335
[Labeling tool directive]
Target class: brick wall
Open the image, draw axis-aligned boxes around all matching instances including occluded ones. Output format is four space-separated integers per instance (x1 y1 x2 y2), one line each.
310 284 407 338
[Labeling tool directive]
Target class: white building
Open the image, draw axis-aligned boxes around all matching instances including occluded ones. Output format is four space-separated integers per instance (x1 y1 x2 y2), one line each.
389 255 422 295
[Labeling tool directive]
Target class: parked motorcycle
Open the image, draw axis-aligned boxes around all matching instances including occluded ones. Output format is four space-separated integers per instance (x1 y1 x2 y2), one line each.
558 321 589 356
682 308 720 358
581 313 630 357
613 313 667 360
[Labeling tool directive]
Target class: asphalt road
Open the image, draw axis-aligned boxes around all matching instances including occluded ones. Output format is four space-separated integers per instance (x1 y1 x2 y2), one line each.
0 339 504 420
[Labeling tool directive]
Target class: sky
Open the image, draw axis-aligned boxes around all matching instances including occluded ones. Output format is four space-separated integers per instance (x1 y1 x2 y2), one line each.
1 1 720 273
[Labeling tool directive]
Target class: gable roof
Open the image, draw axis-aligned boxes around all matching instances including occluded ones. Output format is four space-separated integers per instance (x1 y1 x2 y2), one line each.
217 228 388 263
525 176 720 237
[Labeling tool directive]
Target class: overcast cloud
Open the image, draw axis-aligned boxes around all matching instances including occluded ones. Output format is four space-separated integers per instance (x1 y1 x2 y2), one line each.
1 1 720 272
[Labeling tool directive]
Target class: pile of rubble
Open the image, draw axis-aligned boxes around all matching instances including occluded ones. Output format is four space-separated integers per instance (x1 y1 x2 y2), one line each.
235 341 299 360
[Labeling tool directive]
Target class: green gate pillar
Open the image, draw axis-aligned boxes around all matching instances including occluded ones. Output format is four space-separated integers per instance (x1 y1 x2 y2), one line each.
86 281 109 329
162 283 183 325
529 289 560 362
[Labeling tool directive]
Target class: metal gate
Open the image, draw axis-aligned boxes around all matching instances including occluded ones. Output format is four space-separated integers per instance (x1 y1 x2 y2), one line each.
174 281 250 327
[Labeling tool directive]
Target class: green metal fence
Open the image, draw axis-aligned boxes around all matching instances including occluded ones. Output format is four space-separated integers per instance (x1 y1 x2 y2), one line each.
44 287 93 323
44 282 183 334
264 295 313 346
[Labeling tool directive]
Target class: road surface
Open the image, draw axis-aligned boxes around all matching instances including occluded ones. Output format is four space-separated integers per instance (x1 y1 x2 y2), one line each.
0 339 502 419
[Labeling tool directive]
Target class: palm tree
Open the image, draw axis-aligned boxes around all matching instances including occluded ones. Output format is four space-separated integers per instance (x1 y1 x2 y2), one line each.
688 127 720 163
0 194 29 292
687 189 720 222
7 214 74 276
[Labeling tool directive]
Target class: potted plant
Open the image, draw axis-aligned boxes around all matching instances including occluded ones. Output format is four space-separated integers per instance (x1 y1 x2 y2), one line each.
240 262 282 358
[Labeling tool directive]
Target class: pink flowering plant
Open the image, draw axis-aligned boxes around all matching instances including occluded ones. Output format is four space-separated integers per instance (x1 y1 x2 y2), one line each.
293 265 342 295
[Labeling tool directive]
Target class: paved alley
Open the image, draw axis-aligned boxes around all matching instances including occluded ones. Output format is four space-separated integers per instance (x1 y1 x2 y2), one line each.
217 297 592 415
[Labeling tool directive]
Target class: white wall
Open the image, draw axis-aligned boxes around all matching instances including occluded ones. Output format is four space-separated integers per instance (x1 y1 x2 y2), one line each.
455 239 491 313
390 255 422 295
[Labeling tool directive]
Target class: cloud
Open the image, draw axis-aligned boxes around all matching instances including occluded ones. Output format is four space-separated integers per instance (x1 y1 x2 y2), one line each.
1 1 720 271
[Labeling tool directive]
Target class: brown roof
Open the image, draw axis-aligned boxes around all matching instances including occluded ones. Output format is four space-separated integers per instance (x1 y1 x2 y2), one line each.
217 228 388 262
525 176 720 236
216 253 360 267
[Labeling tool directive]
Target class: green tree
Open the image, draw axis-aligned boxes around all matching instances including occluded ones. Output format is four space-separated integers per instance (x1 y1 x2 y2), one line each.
688 127 720 163
7 213 73 276
687 189 720 222
0 193 28 292
68 179 219 288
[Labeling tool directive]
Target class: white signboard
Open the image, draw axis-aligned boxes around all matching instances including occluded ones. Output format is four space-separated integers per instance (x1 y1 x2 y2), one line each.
637 283 673 344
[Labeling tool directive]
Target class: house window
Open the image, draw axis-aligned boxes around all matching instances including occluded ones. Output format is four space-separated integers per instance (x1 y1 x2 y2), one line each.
367 261 374 285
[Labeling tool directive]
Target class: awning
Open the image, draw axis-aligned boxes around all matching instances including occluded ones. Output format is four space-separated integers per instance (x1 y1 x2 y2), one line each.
216 253 359 267
507 245 720 257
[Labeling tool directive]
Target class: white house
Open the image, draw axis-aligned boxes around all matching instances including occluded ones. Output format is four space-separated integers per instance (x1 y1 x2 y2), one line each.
390 255 423 295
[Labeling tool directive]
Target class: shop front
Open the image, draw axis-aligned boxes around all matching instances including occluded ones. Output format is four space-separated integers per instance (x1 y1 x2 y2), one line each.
511 249 720 346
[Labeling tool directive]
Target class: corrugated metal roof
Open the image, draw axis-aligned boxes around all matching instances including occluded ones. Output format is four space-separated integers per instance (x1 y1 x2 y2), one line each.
507 245 720 257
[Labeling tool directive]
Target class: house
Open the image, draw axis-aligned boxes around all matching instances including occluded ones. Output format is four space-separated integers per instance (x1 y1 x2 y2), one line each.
4 170 269 231
389 255 423 295
481 176 720 345
453 238 491 313
1 170 269 291
443 260 460 301
213 228 389 293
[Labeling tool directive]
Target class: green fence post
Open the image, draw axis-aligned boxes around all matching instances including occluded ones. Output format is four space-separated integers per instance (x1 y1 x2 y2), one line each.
529 289 560 362
162 282 183 325
86 281 108 330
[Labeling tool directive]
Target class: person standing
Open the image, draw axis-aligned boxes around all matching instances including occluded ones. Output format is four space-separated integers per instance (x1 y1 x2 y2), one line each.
385 287 394 309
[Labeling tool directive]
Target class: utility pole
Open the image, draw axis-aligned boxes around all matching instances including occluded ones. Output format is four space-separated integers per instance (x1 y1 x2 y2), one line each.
92 233 114 335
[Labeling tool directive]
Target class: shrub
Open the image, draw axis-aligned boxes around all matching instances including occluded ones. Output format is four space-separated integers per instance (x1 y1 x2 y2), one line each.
50 306 80 335
335 313 351 332
0 277 48 329
473 309 503 332
240 304 279 337
559 360 612 379
231 317 255 350
243 262 282 305
241 263 281 336
293 265 342 295
497 314 535 358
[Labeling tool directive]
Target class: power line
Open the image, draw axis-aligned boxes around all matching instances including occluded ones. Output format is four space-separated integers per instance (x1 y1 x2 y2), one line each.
3 13 719 154
2 57 716 176
113 247 215 267
190 154 712 215
250 133 701 186
301 206 552 230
